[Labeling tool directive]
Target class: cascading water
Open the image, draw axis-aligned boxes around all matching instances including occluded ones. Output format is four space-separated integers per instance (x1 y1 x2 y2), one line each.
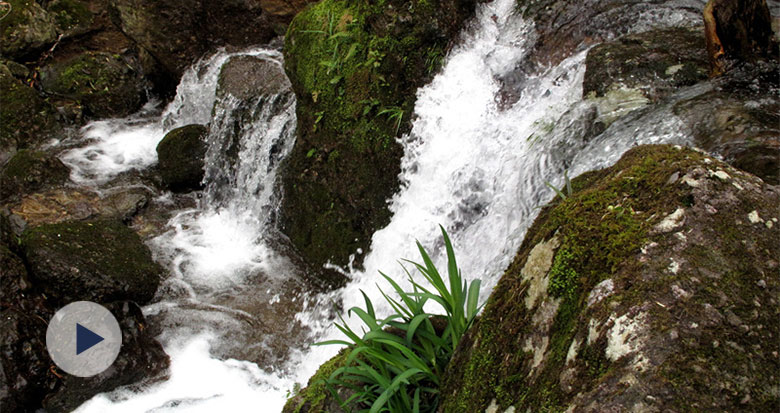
69 0 706 410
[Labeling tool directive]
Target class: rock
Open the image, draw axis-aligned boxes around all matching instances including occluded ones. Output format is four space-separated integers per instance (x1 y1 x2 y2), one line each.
217 54 291 100
156 124 208 192
39 51 147 119
0 64 62 165
5 187 151 233
107 0 281 83
0 0 59 59
0 150 71 200
704 0 778 76
282 350 350 413
0 307 54 412
439 145 780 412
281 0 481 286
499 0 705 103
0 245 31 308
583 27 709 102
673 63 780 185
20 219 163 305
42 301 169 412
47 0 94 38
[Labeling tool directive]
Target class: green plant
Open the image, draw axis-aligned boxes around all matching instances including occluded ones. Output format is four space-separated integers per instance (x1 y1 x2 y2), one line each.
317 226 482 412
544 169 573 199
378 106 404 135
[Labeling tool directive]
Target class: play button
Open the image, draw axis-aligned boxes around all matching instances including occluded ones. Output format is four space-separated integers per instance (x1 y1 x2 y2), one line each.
76 323 105 355
46 301 122 377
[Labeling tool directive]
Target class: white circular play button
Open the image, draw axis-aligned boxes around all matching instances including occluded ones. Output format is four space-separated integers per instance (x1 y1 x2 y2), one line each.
46 301 122 377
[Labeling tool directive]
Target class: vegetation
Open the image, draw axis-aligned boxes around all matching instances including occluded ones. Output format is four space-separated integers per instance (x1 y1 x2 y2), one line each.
317 227 482 412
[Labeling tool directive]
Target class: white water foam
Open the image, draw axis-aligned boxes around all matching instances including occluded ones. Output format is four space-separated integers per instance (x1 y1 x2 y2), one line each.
60 48 278 186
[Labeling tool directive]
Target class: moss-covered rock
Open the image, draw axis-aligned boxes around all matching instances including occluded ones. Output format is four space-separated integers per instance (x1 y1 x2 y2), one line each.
21 219 163 305
39 51 147 118
439 145 779 412
0 0 58 59
47 0 94 37
281 0 480 284
282 350 350 413
107 0 277 81
0 63 61 165
0 149 70 200
156 124 208 192
583 27 709 102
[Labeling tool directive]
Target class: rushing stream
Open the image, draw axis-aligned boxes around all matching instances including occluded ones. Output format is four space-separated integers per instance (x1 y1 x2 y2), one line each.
65 0 703 411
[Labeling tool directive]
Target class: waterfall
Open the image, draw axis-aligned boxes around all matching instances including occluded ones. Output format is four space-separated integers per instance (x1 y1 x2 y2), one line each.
71 0 704 410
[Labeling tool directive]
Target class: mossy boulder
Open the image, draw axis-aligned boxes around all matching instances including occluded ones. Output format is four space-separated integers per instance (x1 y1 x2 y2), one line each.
439 145 779 411
20 219 163 305
583 27 709 102
0 149 71 200
283 350 350 413
47 0 94 37
156 124 208 192
107 0 277 81
0 0 58 59
281 0 480 285
0 63 61 165
39 51 147 118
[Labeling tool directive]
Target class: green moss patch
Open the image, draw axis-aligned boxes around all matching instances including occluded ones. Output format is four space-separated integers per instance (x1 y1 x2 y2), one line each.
281 0 478 284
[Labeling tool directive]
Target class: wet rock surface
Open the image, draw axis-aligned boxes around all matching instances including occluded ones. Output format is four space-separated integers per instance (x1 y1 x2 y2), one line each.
156 124 208 192
217 54 292 100
20 219 163 305
0 63 62 165
0 149 71 201
439 145 780 412
583 27 710 102
39 51 148 119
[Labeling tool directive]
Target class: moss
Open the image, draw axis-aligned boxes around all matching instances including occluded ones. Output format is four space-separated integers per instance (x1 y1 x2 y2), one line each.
39 51 145 118
281 0 478 282
0 64 61 153
0 0 58 58
0 149 70 199
20 219 163 304
47 0 93 34
155 124 207 192
439 145 712 412
283 350 350 413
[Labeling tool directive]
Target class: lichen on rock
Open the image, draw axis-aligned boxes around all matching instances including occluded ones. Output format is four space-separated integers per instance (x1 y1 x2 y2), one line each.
439 145 780 412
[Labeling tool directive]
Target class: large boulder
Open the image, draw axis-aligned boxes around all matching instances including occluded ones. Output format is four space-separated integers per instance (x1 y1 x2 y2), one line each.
217 54 292 100
20 219 163 305
156 124 208 192
0 149 71 200
439 145 779 411
39 51 147 119
281 0 481 285
583 27 710 103
107 0 290 81
0 63 62 165
0 0 59 59
673 62 780 185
